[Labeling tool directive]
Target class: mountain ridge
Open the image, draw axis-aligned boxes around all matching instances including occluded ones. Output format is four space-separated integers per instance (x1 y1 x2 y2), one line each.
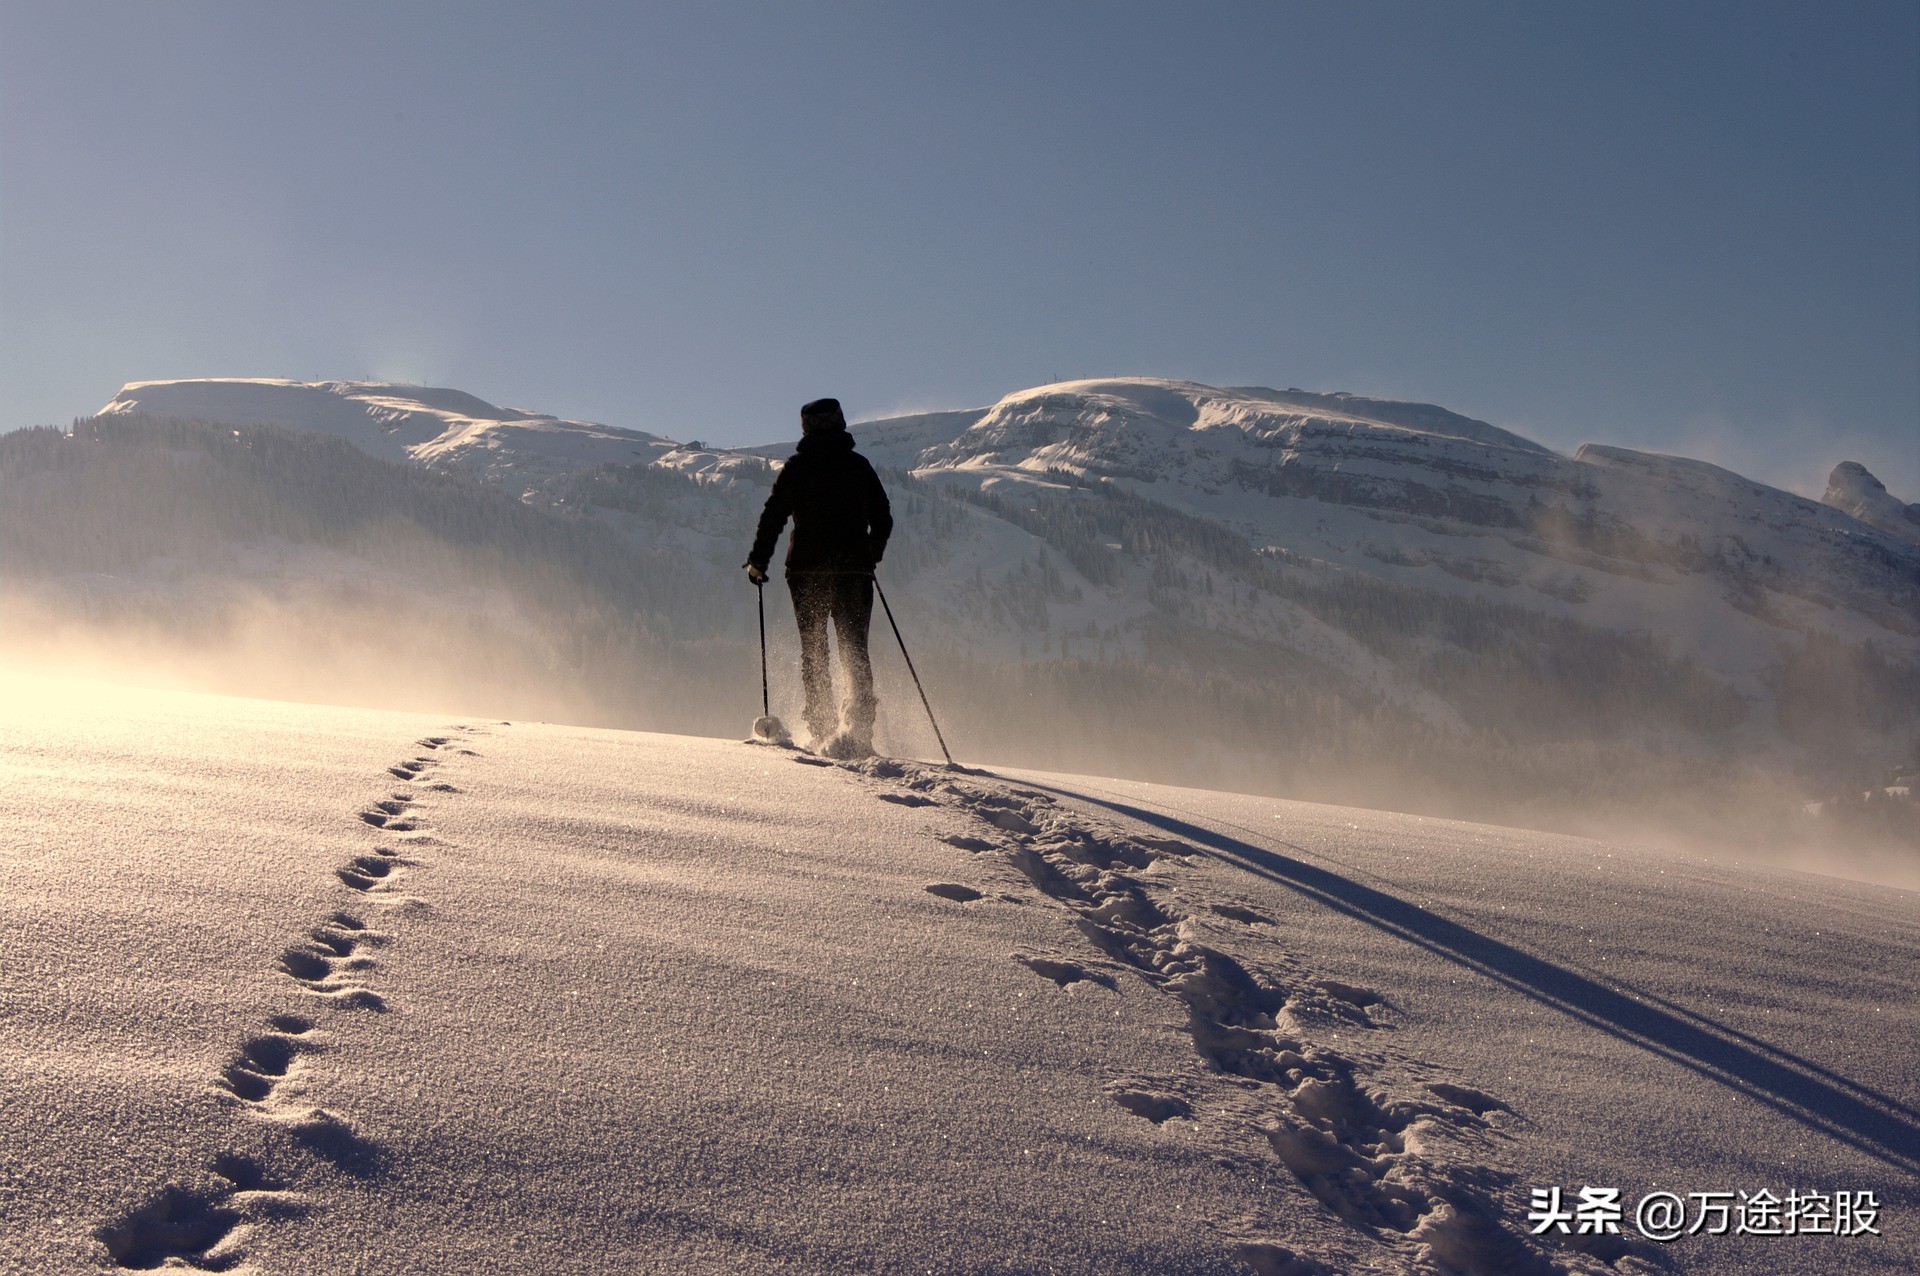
97 375 1911 543
41 375 1917 836
98 377 676 489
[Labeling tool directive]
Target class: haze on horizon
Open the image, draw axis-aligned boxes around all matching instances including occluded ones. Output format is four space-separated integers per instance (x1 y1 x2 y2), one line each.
1 0 1916 496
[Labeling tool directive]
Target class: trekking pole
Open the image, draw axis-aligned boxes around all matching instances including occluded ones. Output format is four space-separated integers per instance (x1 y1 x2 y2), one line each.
872 576 956 768
757 581 770 720
749 580 788 742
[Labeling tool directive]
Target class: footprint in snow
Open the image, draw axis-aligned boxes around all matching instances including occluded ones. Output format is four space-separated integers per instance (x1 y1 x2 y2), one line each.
336 851 410 892
1106 1085 1193 1124
1210 902 1274 926
309 914 387 954
278 948 333 983
278 933 386 1012
1015 954 1116 990
216 1029 315 1105
923 882 982 902
356 795 411 827
979 806 1039 836
1426 1083 1509 1117
1313 980 1381 1010
95 1181 245 1271
95 1155 308 1272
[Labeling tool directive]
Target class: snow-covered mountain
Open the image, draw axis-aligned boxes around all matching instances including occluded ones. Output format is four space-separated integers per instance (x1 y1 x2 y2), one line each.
856 380 1919 706
1826 459 1920 546
98 378 678 490
84 374 1920 704
36 375 1918 838
99 380 1913 651
884 378 1913 635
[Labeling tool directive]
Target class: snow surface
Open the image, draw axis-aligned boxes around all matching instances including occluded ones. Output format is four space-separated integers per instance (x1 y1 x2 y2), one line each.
4 674 1914 1274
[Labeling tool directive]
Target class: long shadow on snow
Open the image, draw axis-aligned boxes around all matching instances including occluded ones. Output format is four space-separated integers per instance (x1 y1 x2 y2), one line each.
1020 779 1920 1177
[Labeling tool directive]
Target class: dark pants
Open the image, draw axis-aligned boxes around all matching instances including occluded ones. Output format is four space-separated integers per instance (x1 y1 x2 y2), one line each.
788 572 876 742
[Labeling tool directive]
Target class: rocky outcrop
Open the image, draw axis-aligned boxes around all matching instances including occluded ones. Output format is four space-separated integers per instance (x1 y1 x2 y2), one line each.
1824 461 1920 546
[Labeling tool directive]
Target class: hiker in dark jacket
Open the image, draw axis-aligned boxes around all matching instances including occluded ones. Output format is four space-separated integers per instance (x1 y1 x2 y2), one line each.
745 398 893 756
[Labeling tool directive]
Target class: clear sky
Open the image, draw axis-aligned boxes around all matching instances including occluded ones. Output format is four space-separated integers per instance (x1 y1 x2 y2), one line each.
3 1 1915 496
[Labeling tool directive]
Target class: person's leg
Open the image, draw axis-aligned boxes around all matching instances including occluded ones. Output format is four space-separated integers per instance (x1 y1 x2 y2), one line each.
830 574 877 746
788 574 837 742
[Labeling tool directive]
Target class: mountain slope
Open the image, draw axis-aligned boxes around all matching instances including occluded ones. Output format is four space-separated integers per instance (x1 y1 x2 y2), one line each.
37 377 1920 847
899 379 1916 652
868 380 1918 770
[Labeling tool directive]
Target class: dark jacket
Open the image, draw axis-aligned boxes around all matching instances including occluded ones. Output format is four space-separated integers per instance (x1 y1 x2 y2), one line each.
748 430 893 574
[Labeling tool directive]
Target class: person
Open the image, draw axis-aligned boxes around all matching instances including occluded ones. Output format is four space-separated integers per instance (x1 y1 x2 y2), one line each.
745 398 893 757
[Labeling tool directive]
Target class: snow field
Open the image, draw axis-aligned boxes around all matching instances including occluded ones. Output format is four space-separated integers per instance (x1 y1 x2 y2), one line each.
2 675 1913 1273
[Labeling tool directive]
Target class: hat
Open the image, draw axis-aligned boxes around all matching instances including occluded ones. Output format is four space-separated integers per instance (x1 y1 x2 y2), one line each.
800 397 847 434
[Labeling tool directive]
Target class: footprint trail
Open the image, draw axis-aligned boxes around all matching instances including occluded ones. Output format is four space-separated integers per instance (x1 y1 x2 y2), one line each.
831 754 1648 1275
94 724 493 1270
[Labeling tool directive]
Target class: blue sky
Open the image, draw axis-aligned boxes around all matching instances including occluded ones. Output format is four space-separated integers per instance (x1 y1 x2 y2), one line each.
3 1 1915 495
